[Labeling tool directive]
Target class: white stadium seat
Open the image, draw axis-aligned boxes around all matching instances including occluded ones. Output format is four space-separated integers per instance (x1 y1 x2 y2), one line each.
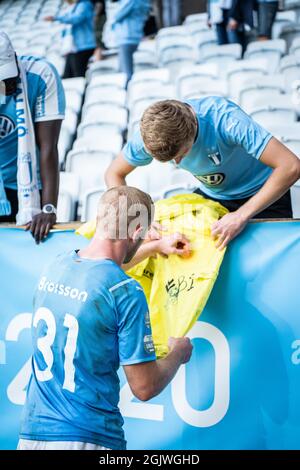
81 187 106 222
65 149 114 194
57 190 75 223
226 59 269 101
248 95 297 128
201 43 242 70
290 37 300 58
84 87 127 108
88 73 127 90
239 75 285 108
73 130 123 156
279 55 300 92
81 104 128 132
244 39 286 74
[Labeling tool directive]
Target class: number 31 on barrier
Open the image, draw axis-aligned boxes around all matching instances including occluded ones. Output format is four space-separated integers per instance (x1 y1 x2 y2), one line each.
4 312 230 428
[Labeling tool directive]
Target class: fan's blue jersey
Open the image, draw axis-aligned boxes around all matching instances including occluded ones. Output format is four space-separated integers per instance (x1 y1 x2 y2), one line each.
123 96 273 200
0 55 65 190
20 250 156 450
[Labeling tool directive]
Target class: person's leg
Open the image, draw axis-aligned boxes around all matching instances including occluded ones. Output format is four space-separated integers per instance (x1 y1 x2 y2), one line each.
193 188 293 218
62 53 73 79
0 188 19 223
72 49 95 77
216 9 230 46
216 23 229 45
93 14 107 61
171 0 181 26
258 1 279 40
119 43 138 88
162 0 171 27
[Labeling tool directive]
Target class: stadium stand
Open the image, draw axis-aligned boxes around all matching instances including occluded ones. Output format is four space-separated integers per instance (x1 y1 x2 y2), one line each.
0 0 300 221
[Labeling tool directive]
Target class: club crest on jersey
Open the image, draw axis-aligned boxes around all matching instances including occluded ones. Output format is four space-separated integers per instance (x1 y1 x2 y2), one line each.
196 173 225 186
0 115 15 139
207 151 221 166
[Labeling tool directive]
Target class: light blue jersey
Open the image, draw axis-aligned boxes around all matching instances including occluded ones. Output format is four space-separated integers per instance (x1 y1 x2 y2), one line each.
0 56 65 190
20 251 156 450
123 97 273 200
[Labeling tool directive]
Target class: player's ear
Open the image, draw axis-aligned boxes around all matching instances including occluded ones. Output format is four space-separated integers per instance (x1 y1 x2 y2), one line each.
132 224 146 242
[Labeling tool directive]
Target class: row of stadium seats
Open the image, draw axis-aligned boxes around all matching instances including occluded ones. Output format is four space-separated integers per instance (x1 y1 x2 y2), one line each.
1 0 300 222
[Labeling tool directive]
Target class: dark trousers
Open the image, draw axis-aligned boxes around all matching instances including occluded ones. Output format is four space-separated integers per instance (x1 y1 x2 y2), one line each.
216 8 248 54
63 48 95 78
0 188 42 223
258 1 278 39
193 188 293 219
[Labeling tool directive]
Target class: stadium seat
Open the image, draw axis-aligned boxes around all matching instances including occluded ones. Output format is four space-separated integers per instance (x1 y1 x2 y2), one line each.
244 39 286 74
57 190 75 223
65 149 114 194
290 37 300 58
158 45 196 74
239 75 285 108
86 57 119 82
184 13 208 25
59 171 80 213
62 108 78 136
248 95 297 128
62 77 86 95
128 84 176 114
64 89 83 115
84 87 126 108
88 73 127 91
279 24 300 50
129 68 170 87
279 54 300 92
81 104 128 132
200 43 242 73
272 10 297 39
81 187 106 222
178 76 227 100
134 40 158 71
58 127 73 167
195 30 218 60
226 59 269 100
73 129 123 156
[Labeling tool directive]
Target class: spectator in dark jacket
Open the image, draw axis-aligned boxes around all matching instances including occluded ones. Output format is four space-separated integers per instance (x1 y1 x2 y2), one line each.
227 0 256 53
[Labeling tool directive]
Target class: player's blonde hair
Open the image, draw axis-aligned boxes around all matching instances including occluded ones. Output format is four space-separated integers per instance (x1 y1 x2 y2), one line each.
96 186 154 240
140 100 198 162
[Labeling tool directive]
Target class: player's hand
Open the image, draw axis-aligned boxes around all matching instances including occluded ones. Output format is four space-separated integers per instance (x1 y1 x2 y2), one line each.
228 18 238 30
44 15 54 22
25 213 56 244
145 221 167 242
211 211 248 250
168 337 193 364
157 233 191 257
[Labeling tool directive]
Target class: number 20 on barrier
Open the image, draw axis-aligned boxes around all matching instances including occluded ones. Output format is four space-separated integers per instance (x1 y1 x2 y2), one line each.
4 313 230 428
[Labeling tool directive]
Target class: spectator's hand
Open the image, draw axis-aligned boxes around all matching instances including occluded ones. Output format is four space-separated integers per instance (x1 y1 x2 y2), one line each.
157 232 191 258
25 213 56 244
227 18 238 30
44 15 54 22
168 337 193 364
211 211 248 250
